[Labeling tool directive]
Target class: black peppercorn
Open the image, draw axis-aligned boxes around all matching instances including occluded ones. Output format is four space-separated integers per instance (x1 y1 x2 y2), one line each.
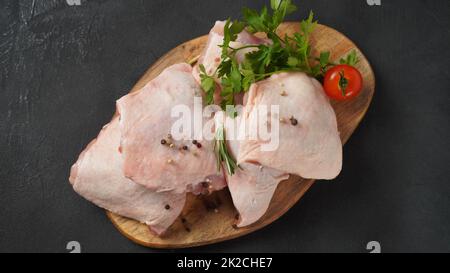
165 204 170 210
192 140 198 145
161 139 167 145
290 117 298 126
182 145 188 150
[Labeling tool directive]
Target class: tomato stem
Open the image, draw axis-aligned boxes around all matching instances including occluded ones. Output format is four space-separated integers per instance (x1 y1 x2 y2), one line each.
338 70 348 96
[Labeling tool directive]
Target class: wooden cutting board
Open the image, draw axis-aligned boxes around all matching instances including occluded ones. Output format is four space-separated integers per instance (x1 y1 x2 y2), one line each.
106 22 375 248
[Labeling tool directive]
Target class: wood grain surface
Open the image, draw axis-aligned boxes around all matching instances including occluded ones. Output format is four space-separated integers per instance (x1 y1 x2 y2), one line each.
106 22 375 249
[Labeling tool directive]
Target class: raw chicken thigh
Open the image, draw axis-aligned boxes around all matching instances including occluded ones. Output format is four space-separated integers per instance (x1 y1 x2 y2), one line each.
117 63 225 194
216 114 289 227
219 73 341 226
69 118 185 235
239 72 342 180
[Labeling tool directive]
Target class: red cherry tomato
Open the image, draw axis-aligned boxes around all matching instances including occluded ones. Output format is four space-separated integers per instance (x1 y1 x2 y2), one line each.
323 64 363 101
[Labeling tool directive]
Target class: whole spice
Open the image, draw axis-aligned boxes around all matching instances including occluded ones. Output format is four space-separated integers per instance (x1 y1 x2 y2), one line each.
290 117 298 126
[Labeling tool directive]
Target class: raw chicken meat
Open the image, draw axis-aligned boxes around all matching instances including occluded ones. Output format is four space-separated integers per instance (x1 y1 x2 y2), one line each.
194 21 268 77
192 21 269 105
117 63 225 194
228 164 288 227
69 118 185 235
238 72 342 180
68 17 344 236
216 114 289 227
217 72 341 227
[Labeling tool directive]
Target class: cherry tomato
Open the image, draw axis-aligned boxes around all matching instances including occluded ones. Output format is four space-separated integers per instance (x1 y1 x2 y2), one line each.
323 64 363 101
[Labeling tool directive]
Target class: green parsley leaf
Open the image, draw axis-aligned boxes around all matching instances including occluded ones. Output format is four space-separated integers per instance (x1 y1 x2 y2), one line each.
340 50 359 66
240 60 256 91
243 6 270 33
243 0 296 34
222 19 246 58
271 0 297 30
199 64 216 105
319 51 331 67
287 56 299 67
270 0 282 10
300 10 317 37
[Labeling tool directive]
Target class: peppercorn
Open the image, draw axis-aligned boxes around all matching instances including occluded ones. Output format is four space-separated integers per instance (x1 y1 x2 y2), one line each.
165 204 170 210
290 117 298 126
161 139 167 145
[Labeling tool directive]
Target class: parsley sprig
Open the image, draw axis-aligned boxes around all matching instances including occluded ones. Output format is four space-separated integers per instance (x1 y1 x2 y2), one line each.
199 0 348 110
340 50 359 66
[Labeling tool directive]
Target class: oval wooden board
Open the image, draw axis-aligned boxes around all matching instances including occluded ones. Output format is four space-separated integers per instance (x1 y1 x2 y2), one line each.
106 23 375 249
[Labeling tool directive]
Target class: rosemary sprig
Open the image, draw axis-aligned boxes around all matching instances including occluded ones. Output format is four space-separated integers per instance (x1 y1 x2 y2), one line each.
214 125 239 176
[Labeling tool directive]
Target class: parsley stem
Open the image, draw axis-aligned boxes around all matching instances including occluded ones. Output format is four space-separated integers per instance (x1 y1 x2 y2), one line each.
229 45 260 52
273 32 285 44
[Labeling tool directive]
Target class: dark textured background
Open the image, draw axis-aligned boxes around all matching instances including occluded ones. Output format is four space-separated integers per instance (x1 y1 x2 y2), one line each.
0 0 449 253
